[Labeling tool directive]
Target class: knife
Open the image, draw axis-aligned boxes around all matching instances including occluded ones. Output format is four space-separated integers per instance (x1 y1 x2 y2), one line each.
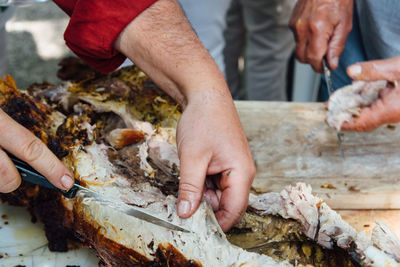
6 151 190 233
322 58 345 159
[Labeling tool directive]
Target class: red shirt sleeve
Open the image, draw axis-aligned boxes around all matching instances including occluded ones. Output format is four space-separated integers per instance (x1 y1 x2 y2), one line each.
54 0 158 73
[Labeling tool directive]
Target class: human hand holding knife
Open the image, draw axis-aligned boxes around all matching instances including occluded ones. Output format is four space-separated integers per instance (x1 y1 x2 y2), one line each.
6 150 190 233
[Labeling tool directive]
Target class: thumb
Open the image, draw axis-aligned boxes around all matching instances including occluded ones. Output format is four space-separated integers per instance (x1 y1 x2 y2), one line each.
347 57 400 82
177 151 208 218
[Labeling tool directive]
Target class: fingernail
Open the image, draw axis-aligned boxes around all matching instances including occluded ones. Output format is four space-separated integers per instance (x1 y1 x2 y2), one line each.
61 174 74 189
348 64 362 76
177 200 191 216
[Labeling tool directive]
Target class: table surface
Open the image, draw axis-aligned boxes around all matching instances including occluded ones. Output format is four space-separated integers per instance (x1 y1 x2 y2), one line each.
0 203 98 267
236 101 400 210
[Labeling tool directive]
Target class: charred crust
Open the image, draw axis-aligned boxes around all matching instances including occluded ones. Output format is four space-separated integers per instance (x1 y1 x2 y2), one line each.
1 92 50 142
73 213 200 266
154 243 201 267
0 78 67 158
1 181 199 266
0 182 73 252
32 188 74 252
72 213 152 266
56 115 92 149
26 82 55 98
47 136 69 158
57 57 102 83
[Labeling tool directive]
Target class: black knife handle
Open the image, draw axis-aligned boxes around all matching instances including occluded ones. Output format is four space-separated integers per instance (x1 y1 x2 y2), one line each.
6 151 79 198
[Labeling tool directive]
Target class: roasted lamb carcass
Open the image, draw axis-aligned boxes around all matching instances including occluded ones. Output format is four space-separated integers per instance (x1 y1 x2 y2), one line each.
0 62 399 266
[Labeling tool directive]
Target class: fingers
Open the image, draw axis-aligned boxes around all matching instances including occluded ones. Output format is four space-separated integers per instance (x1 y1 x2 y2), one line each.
177 149 209 218
0 109 74 191
203 188 221 212
340 100 386 132
289 1 307 63
340 108 379 132
214 168 254 232
347 57 400 82
306 19 332 73
289 0 354 72
341 84 400 132
327 21 352 70
292 19 309 64
0 148 21 193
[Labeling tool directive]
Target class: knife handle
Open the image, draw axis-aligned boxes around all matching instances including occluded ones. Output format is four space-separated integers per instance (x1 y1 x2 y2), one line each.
6 150 79 198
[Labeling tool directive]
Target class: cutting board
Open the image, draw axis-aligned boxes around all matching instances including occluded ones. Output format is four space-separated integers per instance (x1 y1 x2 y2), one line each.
0 203 98 267
235 101 400 210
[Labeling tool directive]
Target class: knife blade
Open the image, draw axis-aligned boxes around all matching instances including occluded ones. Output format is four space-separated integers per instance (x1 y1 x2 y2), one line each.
74 184 191 233
323 59 345 159
6 151 190 233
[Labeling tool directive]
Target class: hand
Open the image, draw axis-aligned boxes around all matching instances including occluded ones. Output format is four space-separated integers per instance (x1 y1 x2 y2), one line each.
341 57 400 131
114 0 255 231
176 91 256 232
289 0 353 72
0 108 74 193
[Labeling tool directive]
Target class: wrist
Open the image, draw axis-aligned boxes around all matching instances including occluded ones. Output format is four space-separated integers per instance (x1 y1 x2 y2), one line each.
177 60 232 108
182 81 233 109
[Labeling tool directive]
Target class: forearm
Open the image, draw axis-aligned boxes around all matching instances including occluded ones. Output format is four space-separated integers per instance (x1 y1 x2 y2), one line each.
114 0 229 107
114 0 254 231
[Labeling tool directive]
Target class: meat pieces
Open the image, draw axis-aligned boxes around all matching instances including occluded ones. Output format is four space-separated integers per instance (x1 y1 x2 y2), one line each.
326 80 387 131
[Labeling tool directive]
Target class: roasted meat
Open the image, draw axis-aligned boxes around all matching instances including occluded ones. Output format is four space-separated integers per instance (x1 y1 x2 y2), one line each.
0 62 399 267
326 80 387 131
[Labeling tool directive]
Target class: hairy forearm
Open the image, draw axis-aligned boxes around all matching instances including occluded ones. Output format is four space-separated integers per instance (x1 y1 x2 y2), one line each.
114 0 229 107
114 0 255 230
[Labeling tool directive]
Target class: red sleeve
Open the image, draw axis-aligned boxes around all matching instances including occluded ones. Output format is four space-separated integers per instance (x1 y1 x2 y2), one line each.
53 0 158 73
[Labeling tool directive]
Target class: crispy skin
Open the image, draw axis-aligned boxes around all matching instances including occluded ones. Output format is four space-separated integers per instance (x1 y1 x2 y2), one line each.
0 76 68 158
0 72 204 266
0 183 200 266
0 65 381 267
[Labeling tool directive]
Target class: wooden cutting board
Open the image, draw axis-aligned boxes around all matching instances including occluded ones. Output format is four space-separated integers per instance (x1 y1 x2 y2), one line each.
235 101 400 210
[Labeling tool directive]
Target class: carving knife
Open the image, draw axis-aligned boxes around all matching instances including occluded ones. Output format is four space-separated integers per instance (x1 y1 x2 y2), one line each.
322 59 345 159
7 151 190 233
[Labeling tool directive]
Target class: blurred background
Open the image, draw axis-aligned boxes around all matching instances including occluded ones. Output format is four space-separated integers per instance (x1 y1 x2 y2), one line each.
1 1 72 89
0 1 320 101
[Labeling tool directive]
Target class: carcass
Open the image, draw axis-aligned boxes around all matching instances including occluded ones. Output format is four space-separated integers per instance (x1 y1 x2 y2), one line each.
0 61 399 267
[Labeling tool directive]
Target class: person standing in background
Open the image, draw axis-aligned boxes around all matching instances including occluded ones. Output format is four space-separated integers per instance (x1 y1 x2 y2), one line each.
224 0 296 100
179 0 296 101
290 0 400 131
178 0 231 79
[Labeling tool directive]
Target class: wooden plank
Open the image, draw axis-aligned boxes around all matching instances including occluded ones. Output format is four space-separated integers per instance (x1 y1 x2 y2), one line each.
337 210 400 238
235 101 400 209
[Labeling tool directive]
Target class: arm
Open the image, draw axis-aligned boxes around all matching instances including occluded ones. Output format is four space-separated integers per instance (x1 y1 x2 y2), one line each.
114 0 256 231
289 0 354 72
341 57 400 131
